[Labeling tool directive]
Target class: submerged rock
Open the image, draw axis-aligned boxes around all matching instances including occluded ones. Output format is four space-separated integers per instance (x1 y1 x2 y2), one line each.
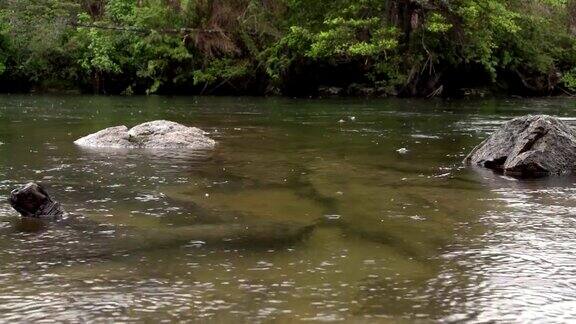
464 115 576 177
7 182 314 262
74 120 216 149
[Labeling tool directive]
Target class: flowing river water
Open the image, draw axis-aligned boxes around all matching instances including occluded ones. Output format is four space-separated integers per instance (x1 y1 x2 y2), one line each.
0 95 575 322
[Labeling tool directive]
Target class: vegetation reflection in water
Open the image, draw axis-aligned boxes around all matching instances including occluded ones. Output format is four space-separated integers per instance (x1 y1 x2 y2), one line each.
0 96 575 321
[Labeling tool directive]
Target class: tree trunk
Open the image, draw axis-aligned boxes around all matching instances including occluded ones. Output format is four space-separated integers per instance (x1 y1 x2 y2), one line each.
81 0 106 19
568 0 576 35
93 71 103 94
385 0 423 40
164 0 182 12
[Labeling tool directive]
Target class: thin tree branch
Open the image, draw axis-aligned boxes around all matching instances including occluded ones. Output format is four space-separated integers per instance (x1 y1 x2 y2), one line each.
70 22 222 34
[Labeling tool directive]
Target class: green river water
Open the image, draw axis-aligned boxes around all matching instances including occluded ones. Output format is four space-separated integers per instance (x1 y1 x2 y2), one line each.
0 95 575 322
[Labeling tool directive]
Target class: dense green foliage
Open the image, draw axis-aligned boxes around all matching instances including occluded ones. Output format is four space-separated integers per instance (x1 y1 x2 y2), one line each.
0 0 575 96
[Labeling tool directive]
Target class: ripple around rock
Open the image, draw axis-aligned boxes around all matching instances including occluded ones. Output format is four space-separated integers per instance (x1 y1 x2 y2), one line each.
74 120 216 150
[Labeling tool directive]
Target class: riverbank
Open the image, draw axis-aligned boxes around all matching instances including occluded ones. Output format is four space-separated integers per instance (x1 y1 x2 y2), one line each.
1 79 572 99
2 1 575 98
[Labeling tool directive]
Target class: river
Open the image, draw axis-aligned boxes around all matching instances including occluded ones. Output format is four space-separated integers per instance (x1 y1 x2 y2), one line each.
0 95 575 322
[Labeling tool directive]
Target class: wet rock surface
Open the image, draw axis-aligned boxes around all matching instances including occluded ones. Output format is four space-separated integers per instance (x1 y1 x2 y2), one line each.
74 120 216 149
465 115 576 177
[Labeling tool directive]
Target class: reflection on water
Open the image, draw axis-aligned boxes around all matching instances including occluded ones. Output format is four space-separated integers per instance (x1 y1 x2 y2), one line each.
0 95 575 321
435 171 576 322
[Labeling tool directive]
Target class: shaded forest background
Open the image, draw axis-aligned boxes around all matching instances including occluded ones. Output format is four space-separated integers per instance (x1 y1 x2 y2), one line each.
1 0 576 97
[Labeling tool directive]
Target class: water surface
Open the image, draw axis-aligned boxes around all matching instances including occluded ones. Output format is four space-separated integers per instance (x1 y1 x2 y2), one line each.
0 95 575 322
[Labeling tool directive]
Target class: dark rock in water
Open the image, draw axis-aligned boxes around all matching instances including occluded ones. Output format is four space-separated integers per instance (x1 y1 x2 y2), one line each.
74 120 216 149
464 115 576 177
9 183 64 219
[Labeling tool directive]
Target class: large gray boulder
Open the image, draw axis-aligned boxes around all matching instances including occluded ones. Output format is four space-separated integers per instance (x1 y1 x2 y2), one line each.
464 115 576 177
74 120 216 149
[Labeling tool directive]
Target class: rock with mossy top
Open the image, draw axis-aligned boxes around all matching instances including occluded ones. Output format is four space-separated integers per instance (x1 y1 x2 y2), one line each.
74 120 216 149
464 115 576 177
